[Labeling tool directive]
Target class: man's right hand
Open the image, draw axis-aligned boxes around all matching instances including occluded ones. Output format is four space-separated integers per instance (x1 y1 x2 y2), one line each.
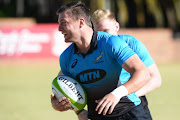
51 93 72 111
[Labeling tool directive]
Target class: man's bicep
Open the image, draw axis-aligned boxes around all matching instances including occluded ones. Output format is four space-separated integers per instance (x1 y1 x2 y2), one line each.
122 54 145 74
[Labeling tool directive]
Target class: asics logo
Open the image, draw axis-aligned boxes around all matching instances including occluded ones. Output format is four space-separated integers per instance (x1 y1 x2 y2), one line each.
71 59 78 68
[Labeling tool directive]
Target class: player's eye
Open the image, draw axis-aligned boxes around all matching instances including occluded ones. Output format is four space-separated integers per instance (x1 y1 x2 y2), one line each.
63 21 67 25
103 29 109 32
60 21 67 26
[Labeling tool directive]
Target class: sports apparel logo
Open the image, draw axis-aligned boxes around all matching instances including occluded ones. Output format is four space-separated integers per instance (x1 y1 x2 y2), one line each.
71 59 78 68
94 52 103 63
76 69 106 84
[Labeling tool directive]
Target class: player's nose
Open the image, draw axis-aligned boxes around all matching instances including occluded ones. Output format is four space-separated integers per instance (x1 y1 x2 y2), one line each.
58 25 63 32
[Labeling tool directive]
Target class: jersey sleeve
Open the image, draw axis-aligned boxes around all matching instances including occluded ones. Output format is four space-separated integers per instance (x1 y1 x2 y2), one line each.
59 47 73 77
129 36 155 67
105 35 136 66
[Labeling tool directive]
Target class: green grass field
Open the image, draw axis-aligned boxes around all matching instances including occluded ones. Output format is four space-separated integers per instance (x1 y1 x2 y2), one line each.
0 59 179 120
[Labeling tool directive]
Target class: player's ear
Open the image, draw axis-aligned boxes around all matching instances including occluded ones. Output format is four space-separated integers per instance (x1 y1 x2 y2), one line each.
115 22 120 31
80 18 85 28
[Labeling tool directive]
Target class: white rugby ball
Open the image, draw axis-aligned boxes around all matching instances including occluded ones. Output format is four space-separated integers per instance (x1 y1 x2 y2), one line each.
52 75 87 111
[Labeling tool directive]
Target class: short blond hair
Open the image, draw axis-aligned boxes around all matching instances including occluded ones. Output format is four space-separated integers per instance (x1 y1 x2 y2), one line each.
91 9 116 24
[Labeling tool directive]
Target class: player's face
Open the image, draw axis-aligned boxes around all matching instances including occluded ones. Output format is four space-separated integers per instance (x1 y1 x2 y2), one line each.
58 11 80 43
94 19 119 36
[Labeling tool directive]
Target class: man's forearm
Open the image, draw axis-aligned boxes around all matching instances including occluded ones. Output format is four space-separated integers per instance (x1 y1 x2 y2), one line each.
124 68 150 95
135 76 161 97
135 64 162 97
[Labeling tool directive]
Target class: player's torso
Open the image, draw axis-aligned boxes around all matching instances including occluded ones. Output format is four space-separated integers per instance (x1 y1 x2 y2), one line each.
67 39 121 100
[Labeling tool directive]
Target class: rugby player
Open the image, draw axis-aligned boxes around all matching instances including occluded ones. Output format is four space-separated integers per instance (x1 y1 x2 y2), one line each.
51 1 151 120
91 9 162 119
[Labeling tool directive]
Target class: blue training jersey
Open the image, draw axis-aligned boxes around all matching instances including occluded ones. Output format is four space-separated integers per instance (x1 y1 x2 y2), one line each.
60 31 138 118
118 34 155 106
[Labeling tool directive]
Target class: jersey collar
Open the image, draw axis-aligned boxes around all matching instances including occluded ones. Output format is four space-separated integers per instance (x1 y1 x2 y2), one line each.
74 31 97 57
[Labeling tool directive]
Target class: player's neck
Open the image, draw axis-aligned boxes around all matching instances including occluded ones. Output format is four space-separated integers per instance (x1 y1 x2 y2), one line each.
75 28 93 54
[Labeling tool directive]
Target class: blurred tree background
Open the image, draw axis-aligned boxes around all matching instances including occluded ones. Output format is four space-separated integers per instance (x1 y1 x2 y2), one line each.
0 0 180 37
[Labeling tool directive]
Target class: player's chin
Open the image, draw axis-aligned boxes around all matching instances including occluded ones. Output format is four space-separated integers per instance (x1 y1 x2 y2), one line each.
64 38 72 43
64 38 70 43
